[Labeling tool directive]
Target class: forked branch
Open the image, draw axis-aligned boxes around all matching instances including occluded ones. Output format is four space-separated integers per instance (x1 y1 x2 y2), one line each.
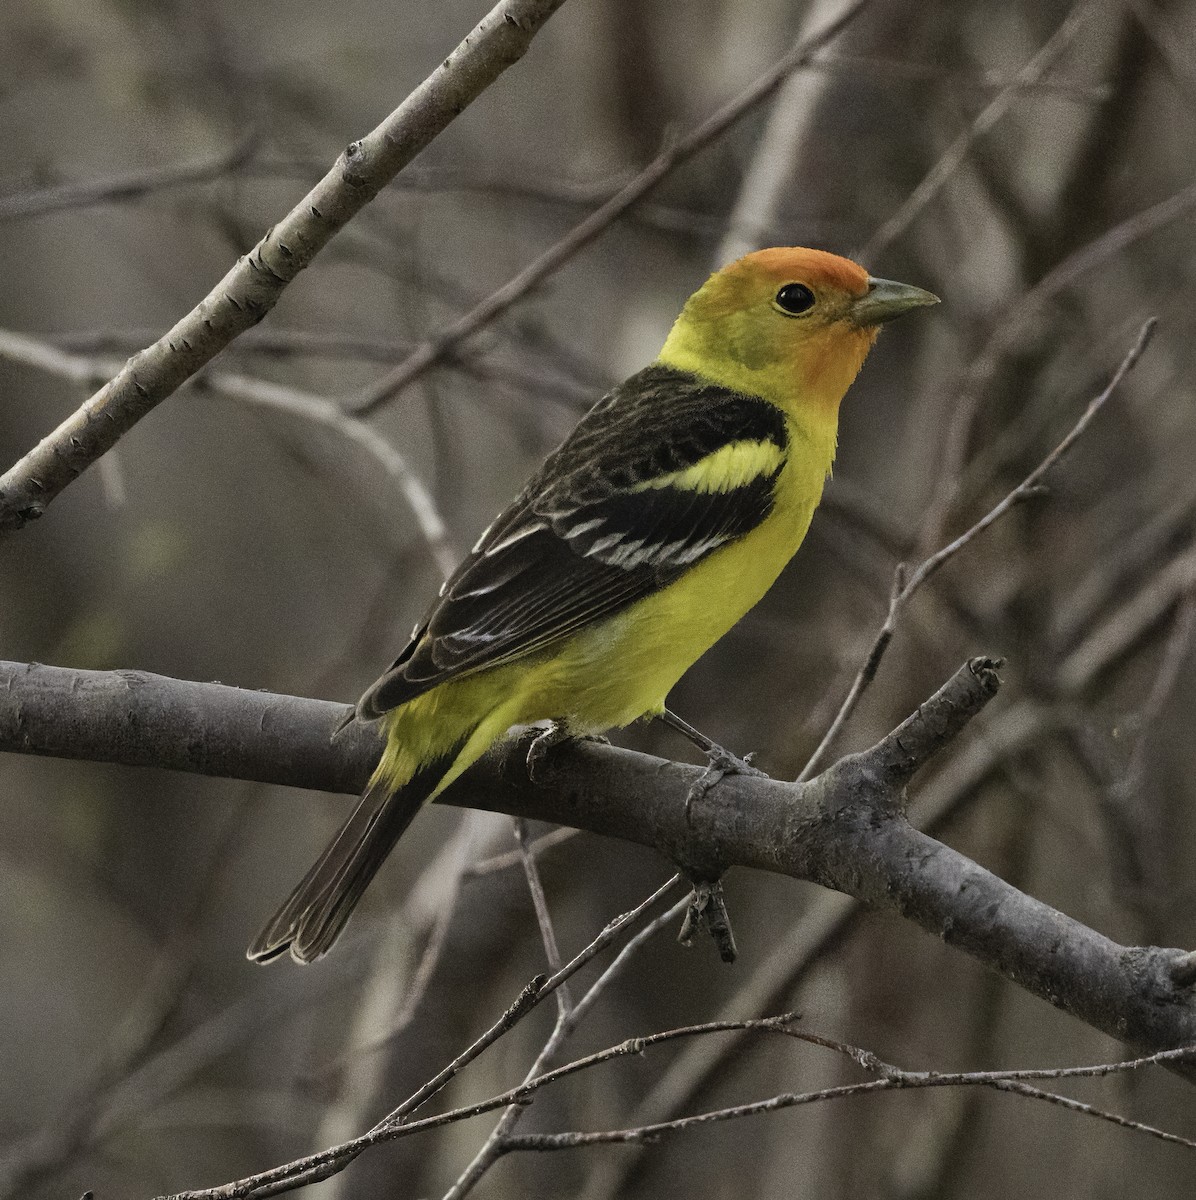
2 655 1195 1071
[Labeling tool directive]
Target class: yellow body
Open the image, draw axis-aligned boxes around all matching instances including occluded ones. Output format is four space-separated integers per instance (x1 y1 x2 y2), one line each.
249 245 938 963
373 247 881 805
374 432 831 798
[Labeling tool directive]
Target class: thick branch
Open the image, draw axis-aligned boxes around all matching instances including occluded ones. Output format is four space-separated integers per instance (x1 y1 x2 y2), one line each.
2 659 1195 1066
0 0 566 537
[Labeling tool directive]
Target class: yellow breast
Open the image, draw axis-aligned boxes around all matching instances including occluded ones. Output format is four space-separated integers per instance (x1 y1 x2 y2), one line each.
373 416 834 800
510 427 831 732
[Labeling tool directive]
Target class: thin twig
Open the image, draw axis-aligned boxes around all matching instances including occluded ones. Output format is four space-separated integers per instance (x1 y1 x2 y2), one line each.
379 874 682 1129
466 827 579 877
0 135 259 222
160 1019 801 1200
156 875 682 1200
502 1039 1196 1155
0 328 455 576
204 371 456 577
348 0 871 415
441 881 687 1200
515 818 571 1017
858 0 1095 261
922 177 1196 549
0 0 569 538
798 318 1156 780
567 896 692 1030
583 699 1058 1200
156 1009 1196 1200
440 1016 567 1200
301 816 498 1116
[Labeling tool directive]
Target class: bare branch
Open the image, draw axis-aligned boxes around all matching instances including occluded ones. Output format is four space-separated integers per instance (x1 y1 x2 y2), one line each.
441 864 685 1199
583 698 1063 1200
858 0 1096 261
153 1014 1196 1199
923 179 1196 547
347 0 871 416
501 1043 1196 1157
0 0 569 538
0 328 455 576
466 826 580 877
568 896 692 1029
0 135 258 222
5 656 1196 1076
910 320 1155 583
515 818 571 1017
380 875 682 1130
799 318 1156 780
300 814 498 1163
165 875 682 1200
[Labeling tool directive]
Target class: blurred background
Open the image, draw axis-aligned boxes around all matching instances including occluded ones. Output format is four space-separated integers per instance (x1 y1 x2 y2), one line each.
3 0 1196 1195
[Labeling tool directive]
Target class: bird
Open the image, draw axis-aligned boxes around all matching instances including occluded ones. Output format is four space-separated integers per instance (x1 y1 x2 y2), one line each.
248 246 938 964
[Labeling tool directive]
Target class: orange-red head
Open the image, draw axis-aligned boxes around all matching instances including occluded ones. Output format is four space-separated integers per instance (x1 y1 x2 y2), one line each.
658 247 937 426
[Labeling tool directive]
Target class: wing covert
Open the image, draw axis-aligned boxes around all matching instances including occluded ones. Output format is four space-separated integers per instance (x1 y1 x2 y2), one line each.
357 366 789 718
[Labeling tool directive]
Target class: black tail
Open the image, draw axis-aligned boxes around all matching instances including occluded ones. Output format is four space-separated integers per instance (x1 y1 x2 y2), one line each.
247 750 456 964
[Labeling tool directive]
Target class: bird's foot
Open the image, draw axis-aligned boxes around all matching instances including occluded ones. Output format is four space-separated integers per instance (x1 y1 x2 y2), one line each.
655 708 767 820
684 742 768 822
678 877 738 963
526 720 580 783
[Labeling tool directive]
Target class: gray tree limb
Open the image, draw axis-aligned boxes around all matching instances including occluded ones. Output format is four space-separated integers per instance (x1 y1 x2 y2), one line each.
2 657 1195 1071
0 0 567 537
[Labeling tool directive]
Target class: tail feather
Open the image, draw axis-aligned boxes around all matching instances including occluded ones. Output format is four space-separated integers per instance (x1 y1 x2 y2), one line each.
247 747 459 964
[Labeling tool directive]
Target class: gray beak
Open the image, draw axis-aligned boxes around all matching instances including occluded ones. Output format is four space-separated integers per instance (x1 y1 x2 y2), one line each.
851 276 939 326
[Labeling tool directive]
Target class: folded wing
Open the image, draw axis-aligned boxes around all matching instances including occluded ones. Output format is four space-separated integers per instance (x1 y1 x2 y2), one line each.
358 366 790 718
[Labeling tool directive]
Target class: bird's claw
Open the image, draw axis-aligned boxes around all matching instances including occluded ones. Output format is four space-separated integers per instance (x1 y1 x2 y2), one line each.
526 721 578 783
684 743 768 821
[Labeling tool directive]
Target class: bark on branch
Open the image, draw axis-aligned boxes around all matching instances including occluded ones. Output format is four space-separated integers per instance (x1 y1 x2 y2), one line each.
0 0 567 537
2 657 1195 1070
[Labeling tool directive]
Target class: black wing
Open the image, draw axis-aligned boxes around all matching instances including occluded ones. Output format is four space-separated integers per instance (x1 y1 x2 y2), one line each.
357 365 789 718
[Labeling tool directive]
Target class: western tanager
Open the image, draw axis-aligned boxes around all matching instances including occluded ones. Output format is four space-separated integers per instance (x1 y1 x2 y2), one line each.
249 247 937 964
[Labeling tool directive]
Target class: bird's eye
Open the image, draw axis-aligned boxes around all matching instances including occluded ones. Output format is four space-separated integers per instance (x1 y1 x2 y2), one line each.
774 283 816 316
